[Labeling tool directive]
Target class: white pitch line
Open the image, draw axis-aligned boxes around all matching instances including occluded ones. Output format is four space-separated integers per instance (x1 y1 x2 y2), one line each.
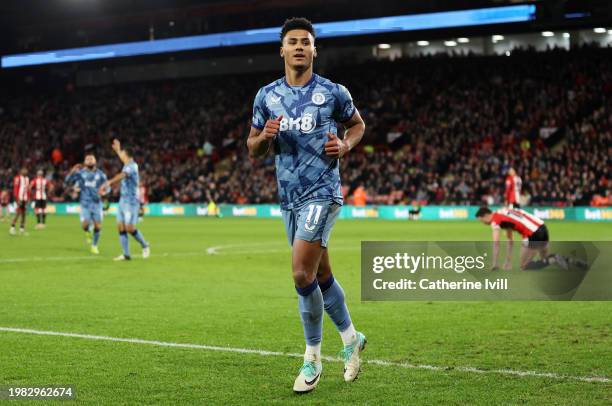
0 251 234 264
206 243 289 255
0 243 358 262
206 247 356 256
205 241 295 255
205 243 357 255
0 252 209 264
0 255 99 263
0 327 609 384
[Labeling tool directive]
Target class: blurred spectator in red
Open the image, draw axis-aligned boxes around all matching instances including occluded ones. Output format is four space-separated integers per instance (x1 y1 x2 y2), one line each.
51 148 63 166
353 186 367 206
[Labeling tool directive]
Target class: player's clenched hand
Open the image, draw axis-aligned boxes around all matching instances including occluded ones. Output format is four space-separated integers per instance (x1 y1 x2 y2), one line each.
325 133 349 158
71 163 82 172
261 115 283 140
98 182 109 196
112 138 121 152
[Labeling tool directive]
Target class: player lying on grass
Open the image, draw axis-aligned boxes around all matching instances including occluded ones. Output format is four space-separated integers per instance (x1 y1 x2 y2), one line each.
99 139 150 261
65 154 109 254
247 17 367 393
476 206 573 270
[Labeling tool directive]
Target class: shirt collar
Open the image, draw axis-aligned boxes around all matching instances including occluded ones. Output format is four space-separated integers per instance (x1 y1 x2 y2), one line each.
283 73 317 89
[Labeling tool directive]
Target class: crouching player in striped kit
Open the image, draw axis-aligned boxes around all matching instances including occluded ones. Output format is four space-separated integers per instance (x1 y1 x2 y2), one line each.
476 207 573 270
65 154 109 254
31 170 49 229
99 139 150 261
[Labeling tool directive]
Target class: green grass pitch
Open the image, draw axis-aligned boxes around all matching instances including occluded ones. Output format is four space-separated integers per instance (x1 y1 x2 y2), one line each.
0 215 610 404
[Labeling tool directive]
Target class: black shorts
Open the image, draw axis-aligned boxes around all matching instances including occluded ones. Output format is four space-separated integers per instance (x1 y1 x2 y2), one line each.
527 225 549 249
35 199 47 209
16 201 27 211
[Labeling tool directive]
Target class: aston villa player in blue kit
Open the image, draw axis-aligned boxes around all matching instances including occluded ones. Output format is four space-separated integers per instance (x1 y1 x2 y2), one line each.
99 139 150 261
65 154 109 254
247 18 366 393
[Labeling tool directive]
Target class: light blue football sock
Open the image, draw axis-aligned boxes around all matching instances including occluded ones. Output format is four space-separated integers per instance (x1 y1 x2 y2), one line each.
320 275 352 332
119 231 130 257
130 229 148 248
92 229 101 247
296 279 324 346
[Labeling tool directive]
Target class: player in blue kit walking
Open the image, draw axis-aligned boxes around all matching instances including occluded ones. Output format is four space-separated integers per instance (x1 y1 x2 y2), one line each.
99 139 150 261
65 153 109 254
247 18 367 393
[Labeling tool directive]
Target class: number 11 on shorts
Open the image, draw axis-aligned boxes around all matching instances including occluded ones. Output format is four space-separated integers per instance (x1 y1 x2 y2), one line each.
304 204 322 231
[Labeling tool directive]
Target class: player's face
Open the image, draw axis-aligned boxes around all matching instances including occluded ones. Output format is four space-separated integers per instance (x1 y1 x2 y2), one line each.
477 214 492 225
84 155 96 168
281 30 316 71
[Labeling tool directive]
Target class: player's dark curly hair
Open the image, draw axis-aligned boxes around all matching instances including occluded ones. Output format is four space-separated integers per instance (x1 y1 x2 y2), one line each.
280 17 315 43
475 207 492 218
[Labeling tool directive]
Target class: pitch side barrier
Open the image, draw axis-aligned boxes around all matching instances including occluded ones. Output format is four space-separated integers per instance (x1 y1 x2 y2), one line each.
13 204 612 221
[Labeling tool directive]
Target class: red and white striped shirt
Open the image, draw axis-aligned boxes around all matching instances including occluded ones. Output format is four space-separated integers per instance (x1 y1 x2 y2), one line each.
13 175 30 202
504 175 522 204
491 208 544 238
139 184 148 205
31 176 48 200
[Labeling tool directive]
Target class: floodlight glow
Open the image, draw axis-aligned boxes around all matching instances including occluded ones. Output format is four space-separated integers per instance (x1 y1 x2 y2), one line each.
2 5 536 68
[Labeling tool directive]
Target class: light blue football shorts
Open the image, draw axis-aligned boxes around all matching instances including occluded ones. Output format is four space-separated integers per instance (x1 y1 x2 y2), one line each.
281 199 341 248
116 201 140 225
80 203 103 224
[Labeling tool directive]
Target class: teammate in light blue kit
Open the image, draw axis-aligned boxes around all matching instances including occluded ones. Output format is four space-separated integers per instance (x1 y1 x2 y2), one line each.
100 139 150 261
65 153 109 254
247 18 367 393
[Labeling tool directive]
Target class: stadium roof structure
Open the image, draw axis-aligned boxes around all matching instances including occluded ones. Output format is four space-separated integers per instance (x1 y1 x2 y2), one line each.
0 0 609 69
2 5 537 68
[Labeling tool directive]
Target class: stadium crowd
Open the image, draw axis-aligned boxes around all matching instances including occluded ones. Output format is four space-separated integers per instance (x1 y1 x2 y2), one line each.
0 46 610 207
